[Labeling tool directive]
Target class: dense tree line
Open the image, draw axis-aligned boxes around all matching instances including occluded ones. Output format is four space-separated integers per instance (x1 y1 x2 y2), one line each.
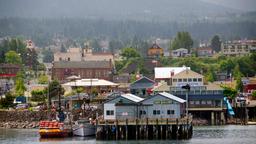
0 18 256 47
0 38 40 70
160 53 256 82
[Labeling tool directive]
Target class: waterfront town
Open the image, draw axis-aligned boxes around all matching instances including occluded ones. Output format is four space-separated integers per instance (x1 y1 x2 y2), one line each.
0 37 256 138
0 0 256 143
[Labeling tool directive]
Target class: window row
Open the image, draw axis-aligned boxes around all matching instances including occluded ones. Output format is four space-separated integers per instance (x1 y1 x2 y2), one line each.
190 100 212 105
173 78 202 82
153 110 175 115
107 110 176 116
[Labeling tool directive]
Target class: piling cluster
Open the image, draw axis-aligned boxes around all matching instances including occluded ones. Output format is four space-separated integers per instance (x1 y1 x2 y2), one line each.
96 117 193 140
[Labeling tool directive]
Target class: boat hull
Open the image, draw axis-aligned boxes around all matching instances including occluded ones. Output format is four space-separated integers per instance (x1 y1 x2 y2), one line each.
39 128 69 138
73 124 95 136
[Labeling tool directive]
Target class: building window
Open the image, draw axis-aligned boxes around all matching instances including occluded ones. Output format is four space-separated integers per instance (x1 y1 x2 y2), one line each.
195 101 200 105
178 79 182 82
198 78 202 82
206 100 212 104
188 78 192 82
193 78 197 82
68 57 70 61
167 110 175 115
106 110 114 116
190 101 194 105
140 110 146 115
183 79 187 82
153 110 160 115
201 101 206 104
173 79 177 82
59 57 62 61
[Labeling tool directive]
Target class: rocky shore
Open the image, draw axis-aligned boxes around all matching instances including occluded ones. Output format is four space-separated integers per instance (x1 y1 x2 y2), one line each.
0 110 50 129
0 121 39 129
0 109 102 129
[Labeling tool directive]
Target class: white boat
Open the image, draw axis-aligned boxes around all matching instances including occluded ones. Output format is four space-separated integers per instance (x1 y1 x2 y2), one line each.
73 119 95 136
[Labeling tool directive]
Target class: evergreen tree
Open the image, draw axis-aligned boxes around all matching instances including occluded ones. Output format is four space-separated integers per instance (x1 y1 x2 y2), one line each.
42 48 54 63
60 44 67 53
170 31 193 52
211 35 221 52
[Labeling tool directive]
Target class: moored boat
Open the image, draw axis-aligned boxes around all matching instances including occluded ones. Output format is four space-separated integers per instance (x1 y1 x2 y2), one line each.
39 121 70 138
72 119 95 136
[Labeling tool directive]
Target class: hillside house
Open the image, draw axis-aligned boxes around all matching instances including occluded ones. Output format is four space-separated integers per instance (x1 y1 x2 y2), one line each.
130 76 155 97
171 48 188 58
147 43 164 58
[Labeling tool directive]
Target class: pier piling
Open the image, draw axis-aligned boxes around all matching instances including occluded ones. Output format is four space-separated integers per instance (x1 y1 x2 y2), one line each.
96 116 193 140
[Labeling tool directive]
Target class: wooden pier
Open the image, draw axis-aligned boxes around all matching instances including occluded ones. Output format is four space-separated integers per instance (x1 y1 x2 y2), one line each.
96 116 193 140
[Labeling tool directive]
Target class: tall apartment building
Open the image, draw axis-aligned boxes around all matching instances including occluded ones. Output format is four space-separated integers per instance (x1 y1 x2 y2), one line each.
221 40 256 56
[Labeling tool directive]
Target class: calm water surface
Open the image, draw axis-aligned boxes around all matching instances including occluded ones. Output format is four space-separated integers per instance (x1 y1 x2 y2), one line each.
1 125 256 144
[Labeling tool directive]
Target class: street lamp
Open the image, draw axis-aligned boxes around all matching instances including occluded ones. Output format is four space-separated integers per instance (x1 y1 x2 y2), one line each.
182 84 190 117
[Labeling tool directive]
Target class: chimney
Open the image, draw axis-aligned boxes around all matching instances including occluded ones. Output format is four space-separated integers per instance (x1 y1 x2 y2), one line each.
186 67 189 74
170 71 174 77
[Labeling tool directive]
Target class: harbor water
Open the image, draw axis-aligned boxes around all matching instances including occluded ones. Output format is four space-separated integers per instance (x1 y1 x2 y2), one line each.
1 125 256 144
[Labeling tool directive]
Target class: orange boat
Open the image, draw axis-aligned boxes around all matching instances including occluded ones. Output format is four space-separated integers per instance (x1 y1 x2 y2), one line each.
39 121 70 138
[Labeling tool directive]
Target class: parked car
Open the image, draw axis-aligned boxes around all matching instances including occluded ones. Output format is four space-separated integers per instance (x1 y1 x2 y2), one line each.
236 94 246 103
15 103 30 110
81 104 97 110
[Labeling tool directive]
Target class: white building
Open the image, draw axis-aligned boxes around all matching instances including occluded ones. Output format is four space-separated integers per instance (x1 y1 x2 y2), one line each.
103 92 185 120
104 93 144 120
54 45 114 64
140 92 186 119
154 66 190 84
171 48 188 58
221 40 256 56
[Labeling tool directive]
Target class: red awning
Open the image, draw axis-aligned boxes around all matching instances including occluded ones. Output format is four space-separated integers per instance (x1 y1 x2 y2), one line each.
0 74 16 77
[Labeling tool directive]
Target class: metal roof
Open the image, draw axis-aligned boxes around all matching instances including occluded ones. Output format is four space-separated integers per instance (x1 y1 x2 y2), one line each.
159 92 186 103
121 93 144 103
154 67 190 79
63 79 118 87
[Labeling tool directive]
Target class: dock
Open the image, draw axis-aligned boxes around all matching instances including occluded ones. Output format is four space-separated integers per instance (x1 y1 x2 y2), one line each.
96 116 193 140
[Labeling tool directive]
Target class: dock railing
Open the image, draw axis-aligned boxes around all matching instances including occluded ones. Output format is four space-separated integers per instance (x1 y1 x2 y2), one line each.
97 115 193 126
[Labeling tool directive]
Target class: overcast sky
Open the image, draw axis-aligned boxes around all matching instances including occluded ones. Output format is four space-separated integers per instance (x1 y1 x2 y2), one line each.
0 0 255 19
201 0 256 11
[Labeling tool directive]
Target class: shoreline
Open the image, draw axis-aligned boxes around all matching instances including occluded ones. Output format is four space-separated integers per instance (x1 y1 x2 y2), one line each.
0 121 40 129
1 110 255 129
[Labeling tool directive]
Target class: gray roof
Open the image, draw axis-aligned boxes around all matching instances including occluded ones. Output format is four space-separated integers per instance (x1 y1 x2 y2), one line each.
159 92 186 103
53 61 111 69
121 93 144 102
130 76 155 89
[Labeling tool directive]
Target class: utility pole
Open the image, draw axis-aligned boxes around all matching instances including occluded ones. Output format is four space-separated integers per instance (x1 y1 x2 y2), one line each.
58 85 61 114
47 81 50 120
182 84 190 117
186 90 188 117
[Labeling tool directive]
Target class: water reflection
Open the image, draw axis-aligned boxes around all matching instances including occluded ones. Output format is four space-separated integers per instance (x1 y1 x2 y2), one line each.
1 125 256 144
